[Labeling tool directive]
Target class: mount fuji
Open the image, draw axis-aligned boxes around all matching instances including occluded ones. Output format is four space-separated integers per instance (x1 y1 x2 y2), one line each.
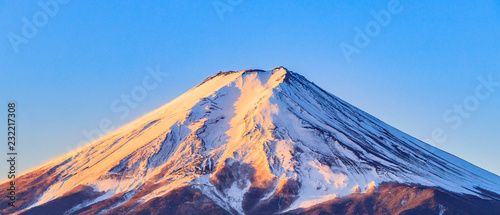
2 67 499 214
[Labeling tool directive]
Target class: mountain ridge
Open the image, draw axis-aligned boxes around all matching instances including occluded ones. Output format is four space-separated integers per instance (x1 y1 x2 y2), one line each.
1 67 499 215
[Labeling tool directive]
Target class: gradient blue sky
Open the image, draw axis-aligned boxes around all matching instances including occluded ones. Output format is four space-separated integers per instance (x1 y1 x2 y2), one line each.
1 0 499 180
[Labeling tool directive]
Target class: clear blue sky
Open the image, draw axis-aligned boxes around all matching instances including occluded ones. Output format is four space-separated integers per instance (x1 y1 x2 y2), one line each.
1 0 499 179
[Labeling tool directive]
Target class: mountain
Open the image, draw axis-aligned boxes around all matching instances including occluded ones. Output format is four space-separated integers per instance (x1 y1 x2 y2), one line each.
2 67 499 215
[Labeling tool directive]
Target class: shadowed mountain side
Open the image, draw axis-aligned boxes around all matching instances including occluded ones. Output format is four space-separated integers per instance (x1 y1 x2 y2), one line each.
284 182 500 215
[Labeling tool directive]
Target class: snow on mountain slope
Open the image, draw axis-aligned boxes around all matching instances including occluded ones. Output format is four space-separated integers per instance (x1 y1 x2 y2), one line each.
1 67 499 215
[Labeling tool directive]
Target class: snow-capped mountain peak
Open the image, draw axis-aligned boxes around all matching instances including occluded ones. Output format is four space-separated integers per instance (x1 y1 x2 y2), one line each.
2 68 499 215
